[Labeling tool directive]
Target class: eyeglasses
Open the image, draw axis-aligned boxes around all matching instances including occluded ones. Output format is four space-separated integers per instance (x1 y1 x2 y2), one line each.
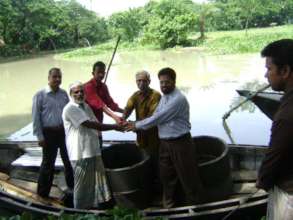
73 90 84 94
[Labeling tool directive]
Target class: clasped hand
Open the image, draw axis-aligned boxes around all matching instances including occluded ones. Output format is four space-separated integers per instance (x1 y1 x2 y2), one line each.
115 119 136 132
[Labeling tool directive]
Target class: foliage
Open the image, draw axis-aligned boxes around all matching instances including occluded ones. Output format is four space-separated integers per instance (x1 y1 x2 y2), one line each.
107 8 146 42
141 0 197 49
196 25 293 55
58 24 293 62
1 0 293 58
0 0 109 56
209 0 293 31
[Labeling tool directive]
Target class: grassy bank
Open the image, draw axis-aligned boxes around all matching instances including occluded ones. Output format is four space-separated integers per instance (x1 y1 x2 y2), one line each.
197 25 293 55
56 24 293 61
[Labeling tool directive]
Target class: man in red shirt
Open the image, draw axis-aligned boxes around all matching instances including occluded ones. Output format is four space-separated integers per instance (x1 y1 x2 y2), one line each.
84 61 124 144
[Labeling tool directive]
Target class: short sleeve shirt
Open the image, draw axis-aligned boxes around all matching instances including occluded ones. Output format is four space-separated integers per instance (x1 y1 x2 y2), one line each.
62 101 101 161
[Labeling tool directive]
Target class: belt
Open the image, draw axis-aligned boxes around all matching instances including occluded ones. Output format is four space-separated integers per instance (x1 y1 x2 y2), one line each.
43 126 64 132
161 132 191 141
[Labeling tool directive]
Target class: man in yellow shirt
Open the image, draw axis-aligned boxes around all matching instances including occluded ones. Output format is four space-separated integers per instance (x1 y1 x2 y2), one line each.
123 70 161 191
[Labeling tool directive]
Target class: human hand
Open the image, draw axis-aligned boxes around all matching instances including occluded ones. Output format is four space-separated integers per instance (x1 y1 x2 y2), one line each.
114 116 125 125
115 123 126 132
38 140 47 148
125 121 136 132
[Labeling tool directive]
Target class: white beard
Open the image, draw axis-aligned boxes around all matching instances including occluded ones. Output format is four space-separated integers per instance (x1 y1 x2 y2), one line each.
75 99 85 104
70 96 85 104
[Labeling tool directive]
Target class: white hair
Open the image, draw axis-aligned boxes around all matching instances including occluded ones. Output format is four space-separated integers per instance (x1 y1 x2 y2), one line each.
69 81 83 94
135 70 151 81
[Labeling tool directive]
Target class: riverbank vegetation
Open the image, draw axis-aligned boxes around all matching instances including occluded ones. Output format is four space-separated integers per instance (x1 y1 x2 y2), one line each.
58 24 293 61
0 0 292 58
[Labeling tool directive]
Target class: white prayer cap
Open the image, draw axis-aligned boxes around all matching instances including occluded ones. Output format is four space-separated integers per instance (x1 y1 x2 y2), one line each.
69 81 83 94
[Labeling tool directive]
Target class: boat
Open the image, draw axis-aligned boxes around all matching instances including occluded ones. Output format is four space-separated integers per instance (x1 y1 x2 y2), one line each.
236 89 282 120
0 136 268 219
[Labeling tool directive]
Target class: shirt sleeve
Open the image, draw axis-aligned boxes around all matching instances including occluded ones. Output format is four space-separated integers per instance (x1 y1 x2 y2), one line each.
64 106 90 129
102 85 120 111
84 83 105 110
135 95 185 130
32 92 44 141
257 119 293 191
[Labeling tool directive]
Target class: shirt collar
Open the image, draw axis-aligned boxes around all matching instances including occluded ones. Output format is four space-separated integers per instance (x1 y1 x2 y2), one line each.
70 100 79 106
45 85 57 94
282 87 293 102
70 100 85 109
90 78 103 88
164 88 177 97
138 88 152 97
45 85 53 93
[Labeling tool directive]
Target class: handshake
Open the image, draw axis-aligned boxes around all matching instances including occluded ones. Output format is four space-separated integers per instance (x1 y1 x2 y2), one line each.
114 117 136 132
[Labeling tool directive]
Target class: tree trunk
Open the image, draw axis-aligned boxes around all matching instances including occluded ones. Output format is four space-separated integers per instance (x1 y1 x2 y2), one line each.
199 16 205 39
245 17 249 35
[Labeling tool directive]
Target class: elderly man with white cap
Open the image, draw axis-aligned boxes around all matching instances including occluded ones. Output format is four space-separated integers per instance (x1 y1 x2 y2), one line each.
62 81 123 209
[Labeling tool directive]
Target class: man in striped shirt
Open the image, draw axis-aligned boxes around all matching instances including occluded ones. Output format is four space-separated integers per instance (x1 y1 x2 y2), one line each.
32 67 74 198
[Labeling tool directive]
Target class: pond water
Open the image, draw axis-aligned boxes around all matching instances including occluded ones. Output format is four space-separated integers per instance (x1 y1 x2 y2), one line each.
0 49 271 145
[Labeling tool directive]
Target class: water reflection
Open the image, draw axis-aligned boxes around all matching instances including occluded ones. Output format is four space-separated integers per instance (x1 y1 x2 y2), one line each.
0 50 271 145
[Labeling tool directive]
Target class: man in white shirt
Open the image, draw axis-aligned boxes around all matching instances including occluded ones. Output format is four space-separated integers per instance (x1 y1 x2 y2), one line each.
62 81 123 209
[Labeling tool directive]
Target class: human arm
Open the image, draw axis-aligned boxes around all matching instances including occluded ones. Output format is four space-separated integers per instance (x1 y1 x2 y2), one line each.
81 120 123 131
103 105 124 124
257 119 293 191
63 104 124 132
32 93 46 147
102 84 123 113
135 95 186 130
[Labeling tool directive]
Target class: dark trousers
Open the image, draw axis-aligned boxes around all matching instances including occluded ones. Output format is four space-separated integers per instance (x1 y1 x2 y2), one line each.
159 133 203 208
37 129 74 197
143 143 160 192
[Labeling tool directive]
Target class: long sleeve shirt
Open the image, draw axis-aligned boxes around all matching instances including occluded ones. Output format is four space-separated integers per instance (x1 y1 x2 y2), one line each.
258 88 293 192
84 78 120 122
32 86 69 141
135 88 191 139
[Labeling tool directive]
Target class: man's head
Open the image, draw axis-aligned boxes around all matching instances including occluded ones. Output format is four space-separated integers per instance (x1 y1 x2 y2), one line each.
92 61 106 82
261 39 293 92
69 81 85 104
158 67 176 94
136 70 151 93
48 68 62 90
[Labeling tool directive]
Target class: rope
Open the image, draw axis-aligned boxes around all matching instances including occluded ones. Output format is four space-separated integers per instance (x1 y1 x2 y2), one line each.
222 84 270 144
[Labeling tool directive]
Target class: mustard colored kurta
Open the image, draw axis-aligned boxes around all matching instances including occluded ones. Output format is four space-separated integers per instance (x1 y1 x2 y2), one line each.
125 88 161 152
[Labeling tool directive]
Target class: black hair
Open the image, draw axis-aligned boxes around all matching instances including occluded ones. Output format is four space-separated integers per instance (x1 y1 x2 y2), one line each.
92 61 106 72
158 67 176 81
261 39 293 71
48 67 61 76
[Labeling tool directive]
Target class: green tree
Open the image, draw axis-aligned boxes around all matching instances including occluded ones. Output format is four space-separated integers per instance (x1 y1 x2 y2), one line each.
108 8 145 42
142 0 197 49
192 2 219 39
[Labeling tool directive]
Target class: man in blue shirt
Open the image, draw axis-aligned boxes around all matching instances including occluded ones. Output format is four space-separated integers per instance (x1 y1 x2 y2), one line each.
32 67 74 198
127 67 203 208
